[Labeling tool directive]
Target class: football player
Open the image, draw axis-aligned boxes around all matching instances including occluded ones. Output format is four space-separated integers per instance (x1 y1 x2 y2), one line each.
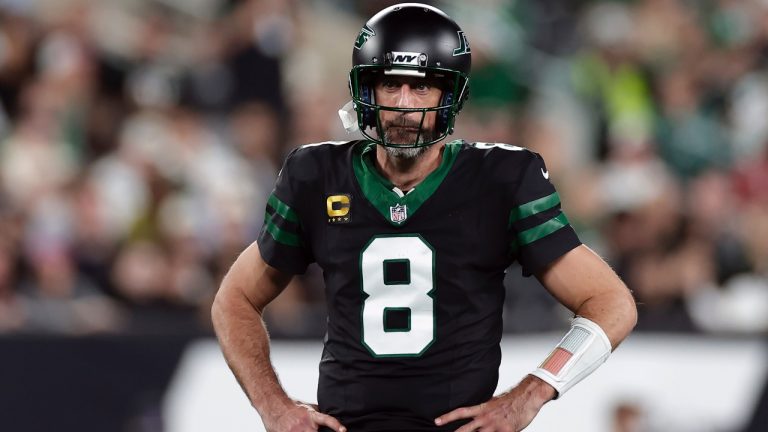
212 3 637 431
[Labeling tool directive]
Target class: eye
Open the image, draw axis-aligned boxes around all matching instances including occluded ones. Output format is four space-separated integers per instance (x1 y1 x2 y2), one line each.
381 80 400 90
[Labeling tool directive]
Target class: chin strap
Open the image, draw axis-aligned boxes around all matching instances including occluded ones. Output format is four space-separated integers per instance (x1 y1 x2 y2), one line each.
530 316 613 399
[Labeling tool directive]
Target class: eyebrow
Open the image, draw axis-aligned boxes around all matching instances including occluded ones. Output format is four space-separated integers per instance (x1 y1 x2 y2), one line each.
377 77 440 87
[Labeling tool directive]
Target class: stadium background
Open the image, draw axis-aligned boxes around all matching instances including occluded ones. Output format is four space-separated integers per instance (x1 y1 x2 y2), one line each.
0 0 766 430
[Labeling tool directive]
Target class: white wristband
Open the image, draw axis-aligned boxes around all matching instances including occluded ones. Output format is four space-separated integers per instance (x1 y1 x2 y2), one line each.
530 316 612 399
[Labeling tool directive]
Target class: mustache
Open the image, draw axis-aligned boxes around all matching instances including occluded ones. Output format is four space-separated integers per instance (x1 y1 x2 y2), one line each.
383 116 423 129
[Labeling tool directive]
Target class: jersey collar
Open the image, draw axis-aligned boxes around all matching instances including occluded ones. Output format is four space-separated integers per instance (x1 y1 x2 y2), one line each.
352 140 461 226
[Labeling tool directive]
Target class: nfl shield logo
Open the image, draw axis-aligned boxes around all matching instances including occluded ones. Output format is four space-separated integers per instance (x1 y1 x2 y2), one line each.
390 204 408 223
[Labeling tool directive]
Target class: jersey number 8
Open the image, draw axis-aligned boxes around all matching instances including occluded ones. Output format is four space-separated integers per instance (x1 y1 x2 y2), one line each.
360 235 436 357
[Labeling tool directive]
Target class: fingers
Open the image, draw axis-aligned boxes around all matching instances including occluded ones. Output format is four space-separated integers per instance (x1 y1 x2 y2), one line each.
434 404 483 426
309 410 347 432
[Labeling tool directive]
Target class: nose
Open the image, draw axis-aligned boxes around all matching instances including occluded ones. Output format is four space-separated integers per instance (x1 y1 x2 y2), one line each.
394 84 415 108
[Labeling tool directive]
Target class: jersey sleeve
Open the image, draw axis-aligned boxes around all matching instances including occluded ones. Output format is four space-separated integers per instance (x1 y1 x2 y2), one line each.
257 149 314 274
508 152 581 276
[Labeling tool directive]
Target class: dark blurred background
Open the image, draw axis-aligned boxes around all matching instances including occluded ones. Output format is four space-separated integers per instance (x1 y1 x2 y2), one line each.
0 0 766 431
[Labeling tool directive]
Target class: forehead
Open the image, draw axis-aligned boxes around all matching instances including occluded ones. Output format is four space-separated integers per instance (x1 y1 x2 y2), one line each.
373 74 445 88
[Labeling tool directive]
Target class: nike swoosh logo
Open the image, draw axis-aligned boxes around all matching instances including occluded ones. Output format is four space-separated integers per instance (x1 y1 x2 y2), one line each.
541 168 549 179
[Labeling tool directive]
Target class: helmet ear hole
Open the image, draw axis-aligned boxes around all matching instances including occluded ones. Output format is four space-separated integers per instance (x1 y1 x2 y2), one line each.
360 84 376 129
458 87 469 111
435 90 453 134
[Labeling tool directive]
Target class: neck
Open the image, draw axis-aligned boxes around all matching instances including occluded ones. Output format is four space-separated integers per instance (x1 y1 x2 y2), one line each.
375 142 445 191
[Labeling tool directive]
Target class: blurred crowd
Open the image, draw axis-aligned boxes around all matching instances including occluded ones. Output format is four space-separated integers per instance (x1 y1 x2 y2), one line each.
0 0 766 337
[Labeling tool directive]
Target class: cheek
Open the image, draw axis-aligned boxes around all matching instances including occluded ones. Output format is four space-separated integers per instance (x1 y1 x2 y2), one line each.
374 89 395 106
421 111 436 126
425 94 442 121
378 109 398 123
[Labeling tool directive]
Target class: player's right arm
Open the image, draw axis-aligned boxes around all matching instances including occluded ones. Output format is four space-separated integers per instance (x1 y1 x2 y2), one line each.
211 241 346 432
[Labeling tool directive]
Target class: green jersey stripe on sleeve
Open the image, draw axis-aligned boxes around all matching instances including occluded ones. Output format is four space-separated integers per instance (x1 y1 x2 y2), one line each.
264 213 301 247
268 193 299 223
511 212 570 249
508 192 560 226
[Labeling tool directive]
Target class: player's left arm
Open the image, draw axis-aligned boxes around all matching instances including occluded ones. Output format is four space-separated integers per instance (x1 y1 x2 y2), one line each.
437 149 636 431
537 244 637 350
435 245 636 432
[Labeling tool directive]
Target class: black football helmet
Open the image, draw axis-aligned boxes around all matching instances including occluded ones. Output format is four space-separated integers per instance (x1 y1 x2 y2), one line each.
349 3 471 147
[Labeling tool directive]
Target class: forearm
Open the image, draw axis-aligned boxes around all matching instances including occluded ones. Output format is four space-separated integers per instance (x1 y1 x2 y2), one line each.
532 246 638 398
532 286 635 399
539 245 637 349
573 286 636 349
212 290 293 419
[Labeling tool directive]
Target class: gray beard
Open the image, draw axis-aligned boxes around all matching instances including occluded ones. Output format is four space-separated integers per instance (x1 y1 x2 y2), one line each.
383 145 430 160
381 124 437 160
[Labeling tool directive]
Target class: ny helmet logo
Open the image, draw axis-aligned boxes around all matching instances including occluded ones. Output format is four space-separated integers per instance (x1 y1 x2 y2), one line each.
354 25 375 50
393 54 417 63
452 31 470 56
389 51 422 66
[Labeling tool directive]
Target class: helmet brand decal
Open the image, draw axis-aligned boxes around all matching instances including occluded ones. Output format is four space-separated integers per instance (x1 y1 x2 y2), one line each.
390 52 420 65
389 203 408 223
327 194 352 224
452 31 471 56
354 25 375 50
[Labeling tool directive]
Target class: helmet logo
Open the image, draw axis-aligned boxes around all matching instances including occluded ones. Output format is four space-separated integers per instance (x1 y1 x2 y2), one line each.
354 25 375 50
452 31 471 56
390 51 421 66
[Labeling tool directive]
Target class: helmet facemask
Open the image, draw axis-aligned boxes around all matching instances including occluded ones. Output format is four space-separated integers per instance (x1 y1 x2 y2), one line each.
350 65 469 149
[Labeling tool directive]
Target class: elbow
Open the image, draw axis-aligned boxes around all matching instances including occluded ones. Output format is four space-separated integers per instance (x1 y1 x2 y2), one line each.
622 287 638 335
602 288 638 350
211 279 239 335
211 278 266 332
211 286 227 334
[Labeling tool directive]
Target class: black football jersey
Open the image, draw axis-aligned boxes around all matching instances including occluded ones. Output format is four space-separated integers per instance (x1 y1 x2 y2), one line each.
258 140 581 431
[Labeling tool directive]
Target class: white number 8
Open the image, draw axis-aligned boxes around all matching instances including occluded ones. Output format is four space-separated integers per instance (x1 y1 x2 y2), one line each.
360 235 435 357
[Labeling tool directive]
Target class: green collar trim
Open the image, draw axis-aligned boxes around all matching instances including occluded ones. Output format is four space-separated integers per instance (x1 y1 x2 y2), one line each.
352 140 462 226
